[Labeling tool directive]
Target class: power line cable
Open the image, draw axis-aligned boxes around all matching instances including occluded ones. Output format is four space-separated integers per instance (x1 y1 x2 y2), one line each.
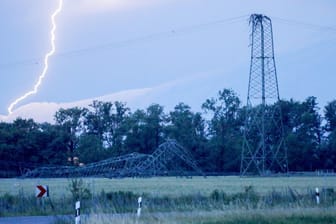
272 16 336 32
0 15 248 70
3 15 335 71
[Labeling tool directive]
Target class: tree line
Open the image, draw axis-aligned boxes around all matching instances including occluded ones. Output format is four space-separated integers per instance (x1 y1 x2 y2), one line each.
0 88 335 177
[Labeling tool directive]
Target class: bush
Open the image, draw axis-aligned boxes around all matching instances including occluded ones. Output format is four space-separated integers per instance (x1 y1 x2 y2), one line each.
68 178 92 201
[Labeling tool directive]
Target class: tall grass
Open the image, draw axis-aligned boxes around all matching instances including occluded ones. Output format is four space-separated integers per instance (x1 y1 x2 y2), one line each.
1 186 335 217
0 176 335 223
1 176 336 197
53 208 336 224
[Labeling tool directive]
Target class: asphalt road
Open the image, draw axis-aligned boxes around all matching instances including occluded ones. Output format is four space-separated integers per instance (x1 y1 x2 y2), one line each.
0 214 133 224
0 213 140 224
0 216 62 224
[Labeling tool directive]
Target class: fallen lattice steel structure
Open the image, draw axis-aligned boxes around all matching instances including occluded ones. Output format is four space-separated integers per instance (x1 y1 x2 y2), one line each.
22 139 204 178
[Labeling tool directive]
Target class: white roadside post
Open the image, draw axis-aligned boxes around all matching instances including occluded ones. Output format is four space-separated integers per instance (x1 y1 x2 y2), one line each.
137 196 142 217
315 188 320 205
75 201 81 224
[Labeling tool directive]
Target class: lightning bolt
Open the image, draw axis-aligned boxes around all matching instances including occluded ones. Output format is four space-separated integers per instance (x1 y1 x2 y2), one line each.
8 0 63 114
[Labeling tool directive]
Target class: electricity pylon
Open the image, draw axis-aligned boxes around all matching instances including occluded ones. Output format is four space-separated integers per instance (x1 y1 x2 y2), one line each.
240 14 288 176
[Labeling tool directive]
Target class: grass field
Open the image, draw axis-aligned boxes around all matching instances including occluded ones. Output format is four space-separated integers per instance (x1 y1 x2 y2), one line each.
1 176 335 198
62 208 336 224
1 176 335 223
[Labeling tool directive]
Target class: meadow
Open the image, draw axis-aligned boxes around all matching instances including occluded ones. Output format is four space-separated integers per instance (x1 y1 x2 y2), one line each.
1 176 335 197
1 176 336 223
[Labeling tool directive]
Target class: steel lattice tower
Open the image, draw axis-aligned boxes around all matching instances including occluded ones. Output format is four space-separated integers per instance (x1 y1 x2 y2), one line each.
240 14 288 176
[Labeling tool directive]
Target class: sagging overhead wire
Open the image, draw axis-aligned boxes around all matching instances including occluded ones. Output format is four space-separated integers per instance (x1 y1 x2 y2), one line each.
0 15 249 71
3 15 335 71
272 16 336 32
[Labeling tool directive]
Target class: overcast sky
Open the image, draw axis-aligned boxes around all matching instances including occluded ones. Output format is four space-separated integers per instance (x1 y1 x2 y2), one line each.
1 0 336 121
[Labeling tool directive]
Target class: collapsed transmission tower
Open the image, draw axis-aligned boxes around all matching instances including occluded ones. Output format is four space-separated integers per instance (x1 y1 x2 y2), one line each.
240 14 288 176
22 139 204 178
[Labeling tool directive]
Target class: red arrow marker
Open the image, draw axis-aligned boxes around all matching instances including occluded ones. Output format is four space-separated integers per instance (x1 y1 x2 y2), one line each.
36 185 47 197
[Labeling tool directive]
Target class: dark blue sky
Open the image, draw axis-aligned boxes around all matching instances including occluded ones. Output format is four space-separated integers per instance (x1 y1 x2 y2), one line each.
1 0 336 121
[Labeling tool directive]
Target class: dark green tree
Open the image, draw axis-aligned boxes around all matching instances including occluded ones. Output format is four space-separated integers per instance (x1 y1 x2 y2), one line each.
282 97 322 171
76 134 107 163
55 107 87 164
123 109 147 154
166 102 207 167
202 89 243 172
84 101 130 154
321 100 336 169
143 104 167 153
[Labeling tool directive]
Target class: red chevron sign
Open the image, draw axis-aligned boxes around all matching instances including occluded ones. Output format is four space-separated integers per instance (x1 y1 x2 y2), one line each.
36 185 49 198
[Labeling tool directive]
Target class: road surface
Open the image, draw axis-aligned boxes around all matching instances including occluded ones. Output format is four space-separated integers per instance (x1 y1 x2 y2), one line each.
0 215 64 224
